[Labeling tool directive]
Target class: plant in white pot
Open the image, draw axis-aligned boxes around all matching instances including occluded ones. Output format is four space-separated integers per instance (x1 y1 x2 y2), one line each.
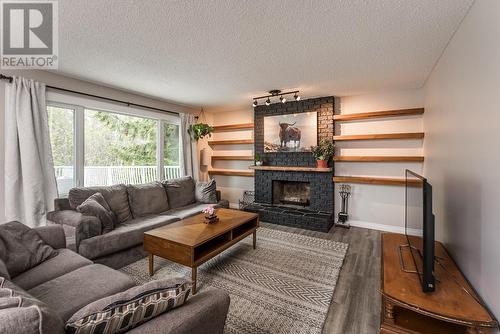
310 139 335 168
254 153 263 166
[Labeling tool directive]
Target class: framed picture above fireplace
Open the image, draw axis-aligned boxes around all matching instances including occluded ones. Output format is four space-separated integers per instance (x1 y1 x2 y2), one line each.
263 112 317 152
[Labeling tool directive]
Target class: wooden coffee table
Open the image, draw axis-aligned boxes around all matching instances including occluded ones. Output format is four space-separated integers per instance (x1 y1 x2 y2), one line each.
144 208 259 294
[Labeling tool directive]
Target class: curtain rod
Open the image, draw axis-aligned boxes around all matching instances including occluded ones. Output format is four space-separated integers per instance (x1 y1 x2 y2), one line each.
0 73 180 117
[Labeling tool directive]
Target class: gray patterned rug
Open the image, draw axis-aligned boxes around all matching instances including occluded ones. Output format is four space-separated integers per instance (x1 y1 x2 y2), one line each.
120 227 348 334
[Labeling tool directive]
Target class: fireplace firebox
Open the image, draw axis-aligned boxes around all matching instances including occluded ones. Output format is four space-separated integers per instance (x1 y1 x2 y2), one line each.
272 180 311 207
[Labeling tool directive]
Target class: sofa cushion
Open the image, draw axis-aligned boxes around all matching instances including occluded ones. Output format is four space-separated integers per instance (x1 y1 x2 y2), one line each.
163 202 226 220
78 215 179 260
77 193 117 233
68 184 132 223
128 182 170 218
66 277 191 334
162 176 196 209
28 264 135 322
0 221 58 278
195 179 218 204
0 278 65 334
0 259 9 280
12 249 93 290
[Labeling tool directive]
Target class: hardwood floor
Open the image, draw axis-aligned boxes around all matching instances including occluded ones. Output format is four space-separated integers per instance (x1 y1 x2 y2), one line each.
261 222 382 334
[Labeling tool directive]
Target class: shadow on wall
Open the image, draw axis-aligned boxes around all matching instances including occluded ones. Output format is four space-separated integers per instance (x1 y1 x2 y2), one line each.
442 174 482 282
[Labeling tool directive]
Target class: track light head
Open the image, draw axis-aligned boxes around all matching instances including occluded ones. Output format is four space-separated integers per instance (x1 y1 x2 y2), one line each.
294 93 301 101
280 96 286 103
252 100 258 107
265 98 271 106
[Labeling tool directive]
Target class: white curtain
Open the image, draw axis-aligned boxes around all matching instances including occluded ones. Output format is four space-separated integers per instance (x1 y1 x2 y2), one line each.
179 112 199 180
4 77 58 226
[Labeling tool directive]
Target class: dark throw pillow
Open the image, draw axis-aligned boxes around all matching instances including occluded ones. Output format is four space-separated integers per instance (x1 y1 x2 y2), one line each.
162 176 196 209
76 193 116 234
65 278 191 334
195 179 218 204
0 222 58 278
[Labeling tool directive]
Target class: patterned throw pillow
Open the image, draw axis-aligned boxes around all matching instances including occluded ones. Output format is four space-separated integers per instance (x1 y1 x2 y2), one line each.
195 179 218 204
65 278 191 334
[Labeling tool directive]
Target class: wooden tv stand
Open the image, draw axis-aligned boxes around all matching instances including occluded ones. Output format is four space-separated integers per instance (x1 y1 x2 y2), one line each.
380 233 497 334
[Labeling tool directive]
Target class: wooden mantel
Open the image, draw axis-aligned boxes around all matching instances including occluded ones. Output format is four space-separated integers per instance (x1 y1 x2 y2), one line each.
249 166 333 173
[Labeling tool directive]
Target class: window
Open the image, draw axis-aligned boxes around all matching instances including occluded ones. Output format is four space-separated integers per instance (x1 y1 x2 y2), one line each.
84 109 158 186
46 93 181 194
47 105 75 196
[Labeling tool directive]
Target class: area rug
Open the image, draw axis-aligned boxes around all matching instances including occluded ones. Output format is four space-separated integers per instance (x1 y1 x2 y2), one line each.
120 227 348 334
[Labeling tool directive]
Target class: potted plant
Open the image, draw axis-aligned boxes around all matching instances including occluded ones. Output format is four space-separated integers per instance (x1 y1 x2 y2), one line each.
188 123 214 141
310 139 335 168
254 153 263 166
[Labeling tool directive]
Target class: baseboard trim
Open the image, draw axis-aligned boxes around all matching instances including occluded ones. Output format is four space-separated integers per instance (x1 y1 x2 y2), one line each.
349 220 421 235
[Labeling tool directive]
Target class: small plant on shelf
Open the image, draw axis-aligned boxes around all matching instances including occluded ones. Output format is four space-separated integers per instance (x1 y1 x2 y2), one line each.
188 123 214 141
254 153 263 166
310 139 335 168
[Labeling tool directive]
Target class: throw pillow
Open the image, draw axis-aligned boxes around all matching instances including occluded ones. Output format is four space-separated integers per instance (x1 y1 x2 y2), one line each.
127 182 169 218
66 277 191 334
195 179 218 204
0 222 58 278
0 259 10 280
162 176 196 209
77 193 116 233
68 184 132 224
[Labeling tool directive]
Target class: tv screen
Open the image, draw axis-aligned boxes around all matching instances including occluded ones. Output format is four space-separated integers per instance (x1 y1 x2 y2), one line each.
405 170 435 292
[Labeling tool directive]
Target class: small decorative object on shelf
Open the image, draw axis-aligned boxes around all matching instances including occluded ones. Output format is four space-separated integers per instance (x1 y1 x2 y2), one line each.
310 139 335 168
239 190 255 210
202 205 218 224
254 153 263 166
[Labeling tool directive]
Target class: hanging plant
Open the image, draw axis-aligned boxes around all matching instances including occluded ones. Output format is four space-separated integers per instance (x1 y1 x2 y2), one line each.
188 107 213 141
188 123 214 141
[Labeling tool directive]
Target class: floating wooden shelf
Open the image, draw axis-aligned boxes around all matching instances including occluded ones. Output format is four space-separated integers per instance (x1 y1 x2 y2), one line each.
212 156 254 161
333 108 424 121
249 166 332 172
333 133 424 141
333 156 424 162
333 176 421 186
208 139 254 145
212 123 254 132
208 169 254 177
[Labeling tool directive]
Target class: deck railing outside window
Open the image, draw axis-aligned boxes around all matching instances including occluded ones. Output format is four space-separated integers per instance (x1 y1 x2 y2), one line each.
54 166 181 195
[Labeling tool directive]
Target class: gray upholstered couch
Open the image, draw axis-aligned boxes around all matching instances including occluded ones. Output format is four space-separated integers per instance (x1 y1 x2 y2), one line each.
1 224 230 334
47 177 229 269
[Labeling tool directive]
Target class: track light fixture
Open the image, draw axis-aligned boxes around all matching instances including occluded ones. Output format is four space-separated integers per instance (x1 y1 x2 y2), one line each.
252 89 300 107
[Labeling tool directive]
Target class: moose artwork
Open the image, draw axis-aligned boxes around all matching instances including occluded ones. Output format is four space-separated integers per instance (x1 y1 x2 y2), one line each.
263 112 317 152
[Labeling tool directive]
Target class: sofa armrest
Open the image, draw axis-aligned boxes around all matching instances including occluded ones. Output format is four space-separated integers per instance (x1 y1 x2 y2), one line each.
34 225 66 249
46 210 102 251
128 288 230 334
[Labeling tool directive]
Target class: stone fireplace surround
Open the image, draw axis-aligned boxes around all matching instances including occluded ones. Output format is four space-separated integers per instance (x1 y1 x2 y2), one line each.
246 96 335 232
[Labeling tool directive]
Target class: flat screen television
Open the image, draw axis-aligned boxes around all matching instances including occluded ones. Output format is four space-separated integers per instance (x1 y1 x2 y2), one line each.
405 170 436 292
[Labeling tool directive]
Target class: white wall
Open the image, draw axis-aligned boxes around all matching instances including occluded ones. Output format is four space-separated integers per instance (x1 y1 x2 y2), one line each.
336 89 424 232
423 0 500 323
0 70 197 223
202 109 254 207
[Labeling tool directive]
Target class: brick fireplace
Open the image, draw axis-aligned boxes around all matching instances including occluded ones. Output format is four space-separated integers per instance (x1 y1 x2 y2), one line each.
245 96 335 232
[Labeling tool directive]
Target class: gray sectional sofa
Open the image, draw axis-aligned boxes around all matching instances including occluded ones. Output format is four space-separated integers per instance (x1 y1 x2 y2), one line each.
1 224 230 334
47 177 229 269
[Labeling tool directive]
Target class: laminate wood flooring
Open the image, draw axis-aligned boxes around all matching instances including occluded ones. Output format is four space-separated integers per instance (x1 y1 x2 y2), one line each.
261 222 381 334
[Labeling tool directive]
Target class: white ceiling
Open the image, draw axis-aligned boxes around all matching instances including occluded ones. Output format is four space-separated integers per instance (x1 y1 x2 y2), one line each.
56 0 473 111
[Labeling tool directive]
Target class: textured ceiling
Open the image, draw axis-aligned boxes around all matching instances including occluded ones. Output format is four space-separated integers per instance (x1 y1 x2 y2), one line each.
56 0 473 110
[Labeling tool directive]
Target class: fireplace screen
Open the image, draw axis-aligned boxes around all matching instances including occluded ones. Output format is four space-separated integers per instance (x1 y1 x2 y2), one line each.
272 181 311 207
